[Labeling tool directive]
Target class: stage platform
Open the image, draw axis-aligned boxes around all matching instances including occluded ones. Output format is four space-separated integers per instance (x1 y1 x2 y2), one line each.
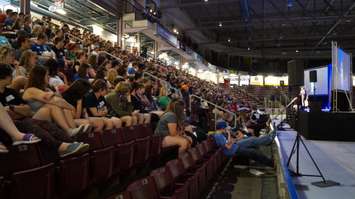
297 111 355 141
276 130 355 199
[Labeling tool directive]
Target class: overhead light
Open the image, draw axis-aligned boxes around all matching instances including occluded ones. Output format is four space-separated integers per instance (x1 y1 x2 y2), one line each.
55 8 67 15
149 9 153 13
295 49 299 53
227 38 231 43
204 0 209 2
247 47 250 51
218 22 223 27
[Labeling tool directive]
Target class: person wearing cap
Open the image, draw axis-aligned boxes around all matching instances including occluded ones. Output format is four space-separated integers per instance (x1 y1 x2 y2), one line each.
211 121 276 167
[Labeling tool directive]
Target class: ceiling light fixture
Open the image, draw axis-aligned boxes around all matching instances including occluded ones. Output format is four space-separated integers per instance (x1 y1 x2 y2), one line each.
218 22 222 27
247 47 250 51
295 50 299 53
204 0 209 2
227 38 231 43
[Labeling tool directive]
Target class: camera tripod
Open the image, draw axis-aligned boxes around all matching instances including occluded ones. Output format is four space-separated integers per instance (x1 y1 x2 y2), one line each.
286 122 340 187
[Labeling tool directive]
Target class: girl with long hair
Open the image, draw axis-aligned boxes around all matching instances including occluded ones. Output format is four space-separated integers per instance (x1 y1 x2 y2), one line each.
22 66 90 137
155 99 191 153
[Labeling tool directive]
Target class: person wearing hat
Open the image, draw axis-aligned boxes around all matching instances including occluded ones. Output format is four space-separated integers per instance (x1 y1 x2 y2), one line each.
211 121 276 167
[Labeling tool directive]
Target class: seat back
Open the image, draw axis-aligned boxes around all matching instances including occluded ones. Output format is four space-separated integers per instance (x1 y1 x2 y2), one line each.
125 176 159 199
179 152 196 170
114 130 135 173
101 129 120 147
196 143 207 157
150 167 175 195
134 136 151 166
0 144 41 176
188 148 203 163
121 127 139 142
9 163 55 199
166 159 186 180
77 131 103 150
150 135 162 158
90 146 114 184
57 153 90 198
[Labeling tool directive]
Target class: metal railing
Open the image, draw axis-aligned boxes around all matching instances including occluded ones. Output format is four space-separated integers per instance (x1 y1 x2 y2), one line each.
189 94 237 129
102 51 123 64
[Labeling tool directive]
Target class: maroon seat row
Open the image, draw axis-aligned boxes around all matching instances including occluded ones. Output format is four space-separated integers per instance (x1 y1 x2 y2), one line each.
119 138 229 199
0 124 160 199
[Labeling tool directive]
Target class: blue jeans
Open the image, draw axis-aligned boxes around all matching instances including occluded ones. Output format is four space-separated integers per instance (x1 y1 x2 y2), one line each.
235 135 274 166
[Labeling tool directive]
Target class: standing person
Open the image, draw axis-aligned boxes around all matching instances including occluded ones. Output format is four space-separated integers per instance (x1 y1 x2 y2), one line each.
84 79 122 130
155 99 191 154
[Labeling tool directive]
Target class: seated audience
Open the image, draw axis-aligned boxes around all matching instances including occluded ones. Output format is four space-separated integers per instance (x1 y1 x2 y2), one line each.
22 66 90 137
0 64 32 119
0 102 40 151
155 99 191 154
62 79 105 132
105 82 139 127
84 79 122 130
45 58 68 92
211 121 276 167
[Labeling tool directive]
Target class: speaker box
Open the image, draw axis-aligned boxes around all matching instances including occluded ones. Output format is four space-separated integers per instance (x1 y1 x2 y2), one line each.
287 59 304 86
310 70 317 83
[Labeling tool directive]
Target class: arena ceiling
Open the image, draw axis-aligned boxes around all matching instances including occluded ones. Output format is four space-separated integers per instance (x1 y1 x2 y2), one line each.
160 0 355 59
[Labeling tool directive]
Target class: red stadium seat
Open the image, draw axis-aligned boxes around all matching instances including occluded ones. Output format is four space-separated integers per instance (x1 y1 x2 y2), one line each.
0 144 41 176
8 163 55 199
90 146 114 184
57 153 90 198
150 167 188 199
123 176 160 199
165 159 197 199
114 129 135 174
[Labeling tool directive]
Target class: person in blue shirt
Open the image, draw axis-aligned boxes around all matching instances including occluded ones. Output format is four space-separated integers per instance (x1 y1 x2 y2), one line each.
212 121 276 167
31 33 49 56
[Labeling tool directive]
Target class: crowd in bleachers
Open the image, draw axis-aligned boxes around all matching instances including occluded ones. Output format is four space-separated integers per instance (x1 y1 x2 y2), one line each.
0 9 275 199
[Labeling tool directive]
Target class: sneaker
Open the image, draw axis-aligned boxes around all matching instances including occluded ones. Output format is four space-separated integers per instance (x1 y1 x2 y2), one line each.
60 142 90 158
0 142 9 153
12 134 41 146
81 124 93 133
67 126 84 137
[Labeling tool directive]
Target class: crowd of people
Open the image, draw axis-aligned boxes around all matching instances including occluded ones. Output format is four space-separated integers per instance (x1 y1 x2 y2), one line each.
0 9 272 166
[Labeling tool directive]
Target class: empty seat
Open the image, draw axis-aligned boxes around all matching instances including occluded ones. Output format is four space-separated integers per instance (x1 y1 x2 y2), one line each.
178 152 203 198
113 129 135 174
123 176 160 199
101 129 120 147
90 146 114 184
150 167 188 199
78 131 114 185
76 131 102 150
57 153 90 198
8 163 55 199
166 159 197 199
134 136 151 166
0 144 41 176
0 176 6 198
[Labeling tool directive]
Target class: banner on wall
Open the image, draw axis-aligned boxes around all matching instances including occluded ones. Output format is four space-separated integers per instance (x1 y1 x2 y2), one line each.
250 75 263 86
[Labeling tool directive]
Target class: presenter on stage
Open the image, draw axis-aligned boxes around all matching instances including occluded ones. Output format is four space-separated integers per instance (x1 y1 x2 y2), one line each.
298 86 308 110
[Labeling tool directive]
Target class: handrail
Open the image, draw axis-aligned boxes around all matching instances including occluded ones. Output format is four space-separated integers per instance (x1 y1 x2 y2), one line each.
102 51 123 64
189 94 237 129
